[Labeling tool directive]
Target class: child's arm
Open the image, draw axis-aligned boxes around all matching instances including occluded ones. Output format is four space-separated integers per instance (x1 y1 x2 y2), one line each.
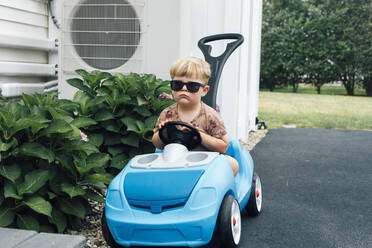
152 119 171 150
198 130 229 154
152 131 164 150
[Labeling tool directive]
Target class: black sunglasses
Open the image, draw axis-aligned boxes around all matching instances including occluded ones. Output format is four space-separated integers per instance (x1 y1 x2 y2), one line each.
170 80 206 93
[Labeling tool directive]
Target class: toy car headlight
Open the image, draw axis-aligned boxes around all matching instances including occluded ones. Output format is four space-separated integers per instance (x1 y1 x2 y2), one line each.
190 187 217 210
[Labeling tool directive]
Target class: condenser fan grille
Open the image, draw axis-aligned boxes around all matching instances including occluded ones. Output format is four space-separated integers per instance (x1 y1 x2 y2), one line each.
69 0 142 70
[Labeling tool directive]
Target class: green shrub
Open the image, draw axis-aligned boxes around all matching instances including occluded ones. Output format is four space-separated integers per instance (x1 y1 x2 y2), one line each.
67 70 174 174
0 70 172 233
0 93 110 232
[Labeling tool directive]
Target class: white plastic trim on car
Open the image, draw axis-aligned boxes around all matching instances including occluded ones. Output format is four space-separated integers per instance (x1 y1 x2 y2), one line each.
131 144 219 169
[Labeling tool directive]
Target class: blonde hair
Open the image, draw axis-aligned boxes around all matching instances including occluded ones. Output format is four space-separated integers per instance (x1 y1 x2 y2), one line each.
170 56 211 84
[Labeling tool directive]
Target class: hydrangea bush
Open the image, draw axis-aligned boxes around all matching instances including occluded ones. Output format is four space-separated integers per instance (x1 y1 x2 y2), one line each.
0 71 173 233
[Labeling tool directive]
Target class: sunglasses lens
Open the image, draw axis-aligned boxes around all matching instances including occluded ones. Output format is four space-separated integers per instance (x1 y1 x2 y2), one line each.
186 82 201 93
170 81 204 93
170 81 183 91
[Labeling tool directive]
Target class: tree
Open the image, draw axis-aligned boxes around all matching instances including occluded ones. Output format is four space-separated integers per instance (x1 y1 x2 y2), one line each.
261 0 372 96
260 0 307 92
303 1 338 94
358 1 372 96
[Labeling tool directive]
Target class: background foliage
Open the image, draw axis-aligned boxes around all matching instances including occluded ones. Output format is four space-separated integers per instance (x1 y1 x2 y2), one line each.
0 71 173 233
67 70 173 175
260 0 372 96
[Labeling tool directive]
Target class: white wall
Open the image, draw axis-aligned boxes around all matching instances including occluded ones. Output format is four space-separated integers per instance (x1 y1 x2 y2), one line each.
0 0 58 97
57 0 262 141
174 0 263 141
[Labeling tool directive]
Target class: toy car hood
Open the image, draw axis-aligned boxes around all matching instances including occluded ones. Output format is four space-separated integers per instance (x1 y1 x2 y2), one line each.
123 144 219 214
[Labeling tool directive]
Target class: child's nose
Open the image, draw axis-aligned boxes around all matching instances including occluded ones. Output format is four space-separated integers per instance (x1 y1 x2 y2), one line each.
181 84 188 91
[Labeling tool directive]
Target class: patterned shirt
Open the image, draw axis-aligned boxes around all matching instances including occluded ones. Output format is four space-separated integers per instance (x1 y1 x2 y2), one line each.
154 102 227 150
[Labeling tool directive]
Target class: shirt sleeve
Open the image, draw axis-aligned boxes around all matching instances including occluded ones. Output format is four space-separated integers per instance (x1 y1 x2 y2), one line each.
206 110 227 139
153 109 168 133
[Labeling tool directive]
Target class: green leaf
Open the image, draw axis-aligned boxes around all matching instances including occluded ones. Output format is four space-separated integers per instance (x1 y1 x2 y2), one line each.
67 78 91 92
17 214 39 231
145 116 158 128
22 93 38 107
73 90 91 106
103 134 122 145
48 209 67 233
61 183 86 198
134 106 152 117
135 120 145 131
101 120 121 133
141 128 154 142
95 110 114 122
40 119 73 135
60 123 81 140
47 106 64 120
4 181 22 200
121 133 139 147
63 140 98 154
0 138 17 152
74 152 109 176
121 116 139 132
70 117 97 128
87 96 106 108
48 192 57 200
75 69 89 78
24 196 52 217
19 142 55 163
87 133 104 147
86 153 110 170
111 153 129 169
83 173 113 185
83 189 105 203
0 205 15 227
137 95 147 106
107 146 123 156
18 169 49 195
0 164 21 183
58 198 86 219
55 153 77 178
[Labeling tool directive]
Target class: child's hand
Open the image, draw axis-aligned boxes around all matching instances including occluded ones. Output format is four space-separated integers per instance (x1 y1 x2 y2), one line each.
158 119 172 129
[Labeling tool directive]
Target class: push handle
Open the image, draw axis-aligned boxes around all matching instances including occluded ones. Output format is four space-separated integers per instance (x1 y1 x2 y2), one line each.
198 33 244 109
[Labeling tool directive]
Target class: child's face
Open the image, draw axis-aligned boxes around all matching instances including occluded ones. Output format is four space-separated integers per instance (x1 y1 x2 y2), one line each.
171 75 210 107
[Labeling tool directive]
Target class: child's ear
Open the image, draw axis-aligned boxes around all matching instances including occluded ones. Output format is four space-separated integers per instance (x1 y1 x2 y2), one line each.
201 85 210 97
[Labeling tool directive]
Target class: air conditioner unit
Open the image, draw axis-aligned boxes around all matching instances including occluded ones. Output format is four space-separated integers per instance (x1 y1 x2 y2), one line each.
60 0 146 98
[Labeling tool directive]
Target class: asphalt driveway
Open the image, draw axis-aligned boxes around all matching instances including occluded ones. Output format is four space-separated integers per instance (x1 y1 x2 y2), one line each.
241 128 372 248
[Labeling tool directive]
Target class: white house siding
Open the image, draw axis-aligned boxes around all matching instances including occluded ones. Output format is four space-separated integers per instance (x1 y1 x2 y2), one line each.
0 0 58 97
0 0 261 140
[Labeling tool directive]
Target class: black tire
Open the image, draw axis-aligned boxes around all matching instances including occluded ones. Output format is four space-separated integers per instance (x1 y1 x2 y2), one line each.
212 194 241 248
246 172 263 217
101 209 125 248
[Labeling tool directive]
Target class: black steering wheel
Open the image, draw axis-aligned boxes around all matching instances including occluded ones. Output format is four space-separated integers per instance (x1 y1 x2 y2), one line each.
159 121 202 150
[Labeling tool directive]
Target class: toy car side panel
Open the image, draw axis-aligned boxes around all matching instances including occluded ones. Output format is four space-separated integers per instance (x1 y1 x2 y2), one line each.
226 140 254 209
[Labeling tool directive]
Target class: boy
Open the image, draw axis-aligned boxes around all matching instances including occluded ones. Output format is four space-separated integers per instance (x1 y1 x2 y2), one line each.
152 56 239 176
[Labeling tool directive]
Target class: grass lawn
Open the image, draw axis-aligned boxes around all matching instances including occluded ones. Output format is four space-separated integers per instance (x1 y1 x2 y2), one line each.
258 89 372 130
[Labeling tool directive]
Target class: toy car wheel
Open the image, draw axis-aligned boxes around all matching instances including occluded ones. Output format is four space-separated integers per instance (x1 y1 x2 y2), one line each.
101 210 126 248
216 194 241 248
246 172 263 216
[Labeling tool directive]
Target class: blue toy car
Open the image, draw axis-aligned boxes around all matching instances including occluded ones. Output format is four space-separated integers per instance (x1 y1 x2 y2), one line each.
101 34 263 248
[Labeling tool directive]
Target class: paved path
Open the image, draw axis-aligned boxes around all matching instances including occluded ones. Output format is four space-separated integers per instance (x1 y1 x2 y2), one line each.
0 227 86 248
241 128 372 248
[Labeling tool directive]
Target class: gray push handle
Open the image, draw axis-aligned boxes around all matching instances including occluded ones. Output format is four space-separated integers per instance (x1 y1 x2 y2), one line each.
198 33 244 109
